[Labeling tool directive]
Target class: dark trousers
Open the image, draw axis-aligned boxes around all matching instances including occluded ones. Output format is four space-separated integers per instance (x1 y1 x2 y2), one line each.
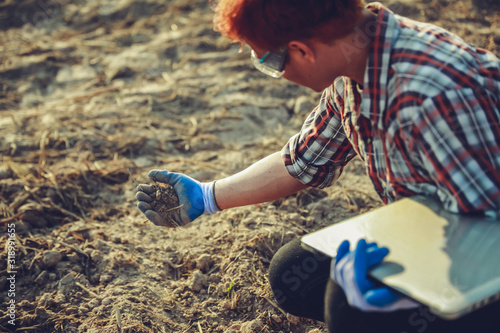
269 238 500 333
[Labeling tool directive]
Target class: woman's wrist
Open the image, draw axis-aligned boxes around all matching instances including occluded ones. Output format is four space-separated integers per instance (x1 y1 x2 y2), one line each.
200 181 221 215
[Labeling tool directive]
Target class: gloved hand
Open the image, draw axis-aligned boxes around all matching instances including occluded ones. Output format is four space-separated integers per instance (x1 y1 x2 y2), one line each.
136 169 220 226
332 239 419 312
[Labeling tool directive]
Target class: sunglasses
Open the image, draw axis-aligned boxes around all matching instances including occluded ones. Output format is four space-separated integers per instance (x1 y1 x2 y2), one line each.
251 49 287 78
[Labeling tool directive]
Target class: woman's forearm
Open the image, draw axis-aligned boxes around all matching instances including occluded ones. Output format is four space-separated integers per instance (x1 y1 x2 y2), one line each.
214 152 309 209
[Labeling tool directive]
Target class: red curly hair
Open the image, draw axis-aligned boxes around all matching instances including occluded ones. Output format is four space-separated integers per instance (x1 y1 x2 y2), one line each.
213 0 366 51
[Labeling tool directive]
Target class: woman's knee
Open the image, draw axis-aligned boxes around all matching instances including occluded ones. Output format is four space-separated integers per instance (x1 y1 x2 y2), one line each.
268 238 331 321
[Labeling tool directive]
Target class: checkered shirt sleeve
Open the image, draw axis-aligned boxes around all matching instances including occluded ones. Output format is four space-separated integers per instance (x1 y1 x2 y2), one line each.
281 83 358 188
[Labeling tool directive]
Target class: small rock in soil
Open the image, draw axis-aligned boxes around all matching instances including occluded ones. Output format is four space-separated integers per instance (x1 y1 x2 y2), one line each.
196 253 213 272
35 270 49 285
241 319 263 333
102 297 114 306
188 269 207 292
42 250 63 268
58 273 76 294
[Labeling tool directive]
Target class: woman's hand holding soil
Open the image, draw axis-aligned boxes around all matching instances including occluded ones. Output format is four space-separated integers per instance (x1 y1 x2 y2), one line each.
136 169 219 227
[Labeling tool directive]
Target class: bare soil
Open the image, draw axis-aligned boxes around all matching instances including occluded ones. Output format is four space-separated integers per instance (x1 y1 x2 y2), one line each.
0 0 499 332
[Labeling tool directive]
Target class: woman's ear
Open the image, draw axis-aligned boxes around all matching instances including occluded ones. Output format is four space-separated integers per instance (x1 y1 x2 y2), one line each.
287 40 316 64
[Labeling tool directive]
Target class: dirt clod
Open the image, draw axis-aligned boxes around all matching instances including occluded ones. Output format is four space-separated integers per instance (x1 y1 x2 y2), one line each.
42 250 63 268
149 183 182 227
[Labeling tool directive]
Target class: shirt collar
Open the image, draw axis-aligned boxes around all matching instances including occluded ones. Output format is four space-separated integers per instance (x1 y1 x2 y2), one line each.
360 2 401 128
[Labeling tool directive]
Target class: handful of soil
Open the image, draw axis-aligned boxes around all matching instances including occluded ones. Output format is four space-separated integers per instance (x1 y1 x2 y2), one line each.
149 183 182 228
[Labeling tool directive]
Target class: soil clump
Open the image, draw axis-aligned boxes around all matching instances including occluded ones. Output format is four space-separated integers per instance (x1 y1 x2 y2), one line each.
149 183 182 228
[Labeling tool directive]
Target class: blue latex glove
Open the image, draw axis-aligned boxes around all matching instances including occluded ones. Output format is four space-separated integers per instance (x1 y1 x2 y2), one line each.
332 239 419 312
136 169 220 226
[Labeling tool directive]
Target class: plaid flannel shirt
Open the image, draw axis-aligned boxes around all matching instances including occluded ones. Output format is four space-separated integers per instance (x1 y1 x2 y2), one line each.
282 3 500 215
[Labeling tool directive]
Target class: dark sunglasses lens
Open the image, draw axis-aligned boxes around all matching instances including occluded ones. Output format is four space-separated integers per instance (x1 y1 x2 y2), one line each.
262 52 286 71
251 50 286 78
